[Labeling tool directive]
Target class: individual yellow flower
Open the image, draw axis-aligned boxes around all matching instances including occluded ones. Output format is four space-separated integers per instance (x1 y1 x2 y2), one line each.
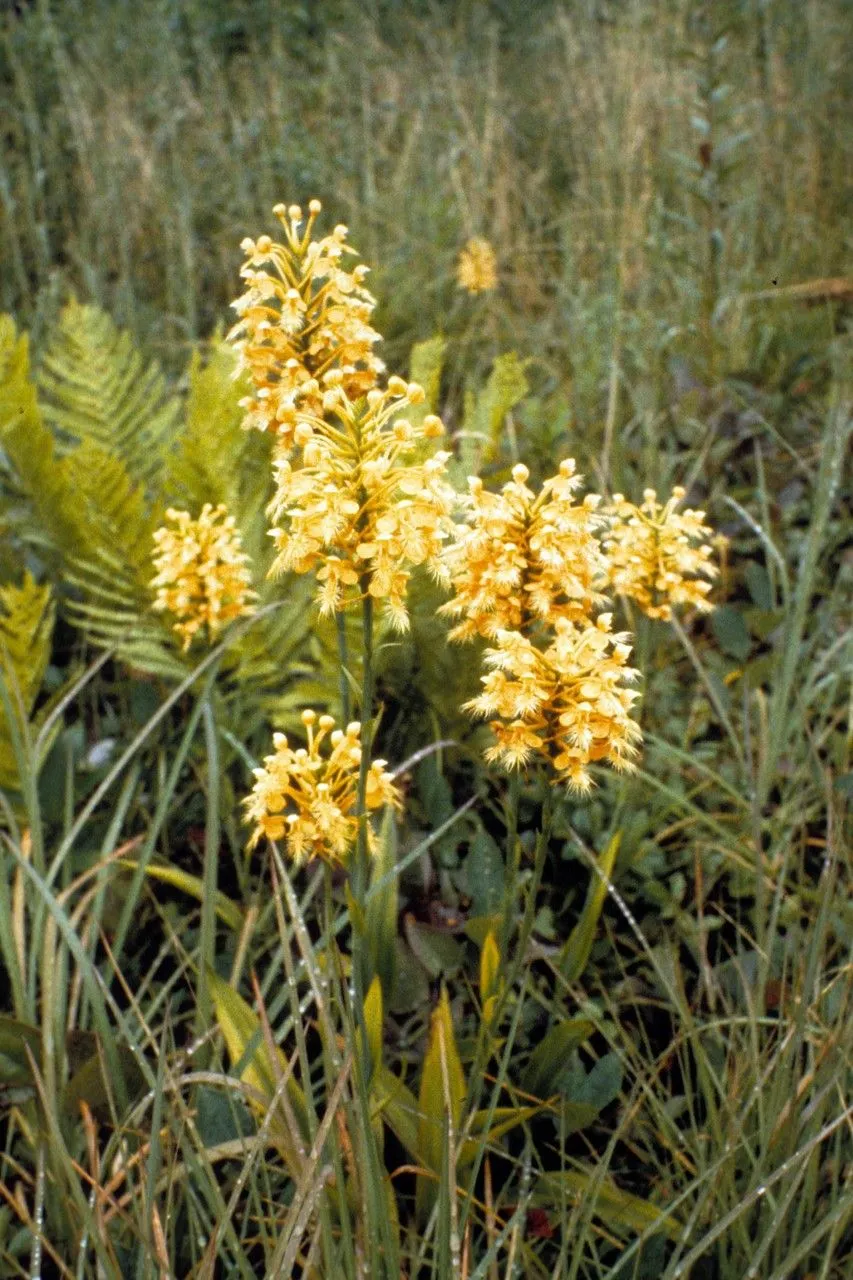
457 237 498 294
267 375 456 630
229 200 384 442
465 615 642 791
603 487 719 620
151 504 256 651
440 461 609 641
244 710 401 865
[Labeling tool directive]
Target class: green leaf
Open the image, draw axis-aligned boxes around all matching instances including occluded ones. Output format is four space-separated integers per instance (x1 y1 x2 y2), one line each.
371 1062 421 1161
208 969 309 1172
560 832 620 982
463 351 529 462
521 1018 595 1099
364 808 399 999
38 300 180 485
479 929 501 1009
116 859 244 932
416 987 465 1222
408 334 446 422
711 605 751 661
403 916 464 979
569 1052 622 1112
362 975 384 1083
465 828 505 917
535 1168 682 1241
0 573 54 789
458 1104 543 1165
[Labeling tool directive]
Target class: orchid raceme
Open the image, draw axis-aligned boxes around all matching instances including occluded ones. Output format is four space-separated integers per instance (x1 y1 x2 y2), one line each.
457 237 498 294
244 710 400 864
151 504 256 651
229 200 384 442
441 461 609 642
465 615 642 791
266 375 455 630
603 487 719 620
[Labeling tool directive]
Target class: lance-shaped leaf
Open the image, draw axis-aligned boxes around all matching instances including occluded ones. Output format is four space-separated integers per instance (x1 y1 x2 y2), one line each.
208 969 309 1174
479 928 502 1027
117 858 243 932
535 1168 682 1241
560 832 621 982
364 808 398 999
416 987 465 1222
521 1017 595 1100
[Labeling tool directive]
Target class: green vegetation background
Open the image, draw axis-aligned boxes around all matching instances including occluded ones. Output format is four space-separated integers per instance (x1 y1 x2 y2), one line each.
0 1 850 1276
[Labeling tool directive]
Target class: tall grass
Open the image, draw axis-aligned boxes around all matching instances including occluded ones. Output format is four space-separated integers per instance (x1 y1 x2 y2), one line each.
1 0 850 384
0 0 851 1275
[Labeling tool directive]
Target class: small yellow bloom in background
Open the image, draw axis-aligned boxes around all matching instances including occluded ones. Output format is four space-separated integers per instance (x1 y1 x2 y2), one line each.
267 376 456 631
244 710 401 865
229 199 384 442
465 615 642 792
603 487 719 620
441 460 608 642
457 237 498 294
151 504 256 651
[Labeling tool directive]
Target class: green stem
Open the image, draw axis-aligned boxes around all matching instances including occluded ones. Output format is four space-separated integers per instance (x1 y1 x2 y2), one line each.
353 589 375 913
500 770 522 958
336 609 351 724
196 694 220 1055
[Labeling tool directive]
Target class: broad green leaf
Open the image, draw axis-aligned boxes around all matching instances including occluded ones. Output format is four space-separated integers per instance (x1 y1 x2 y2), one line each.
403 916 464 978
364 808 398 999
479 929 501 1026
362 975 384 1083
521 1018 595 1099
416 987 465 1221
569 1051 622 1112
465 828 505 917
560 832 621 982
535 1169 682 1241
117 859 243 932
371 1063 420 1161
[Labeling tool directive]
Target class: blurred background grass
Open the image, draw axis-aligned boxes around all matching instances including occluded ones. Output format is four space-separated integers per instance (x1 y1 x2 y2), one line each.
2 0 850 400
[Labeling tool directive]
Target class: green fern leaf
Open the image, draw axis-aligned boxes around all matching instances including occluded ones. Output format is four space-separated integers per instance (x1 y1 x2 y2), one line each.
408 335 447 426
0 315 81 558
461 351 529 467
37 302 180 485
0 573 54 790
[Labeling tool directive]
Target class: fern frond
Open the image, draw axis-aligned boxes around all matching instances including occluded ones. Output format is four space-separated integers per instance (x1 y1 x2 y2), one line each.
0 573 54 790
165 341 274 561
0 314 81 557
37 302 180 486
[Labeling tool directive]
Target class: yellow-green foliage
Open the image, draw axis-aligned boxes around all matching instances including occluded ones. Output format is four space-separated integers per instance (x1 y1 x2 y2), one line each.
0 305 343 721
460 350 529 472
0 573 54 791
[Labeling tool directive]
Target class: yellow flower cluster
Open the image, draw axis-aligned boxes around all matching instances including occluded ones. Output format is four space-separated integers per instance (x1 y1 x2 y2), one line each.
229 200 383 442
465 617 642 791
457 237 498 294
603 487 718 620
244 710 400 865
440 461 608 642
151 504 256 651
267 374 456 630
444 461 642 790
